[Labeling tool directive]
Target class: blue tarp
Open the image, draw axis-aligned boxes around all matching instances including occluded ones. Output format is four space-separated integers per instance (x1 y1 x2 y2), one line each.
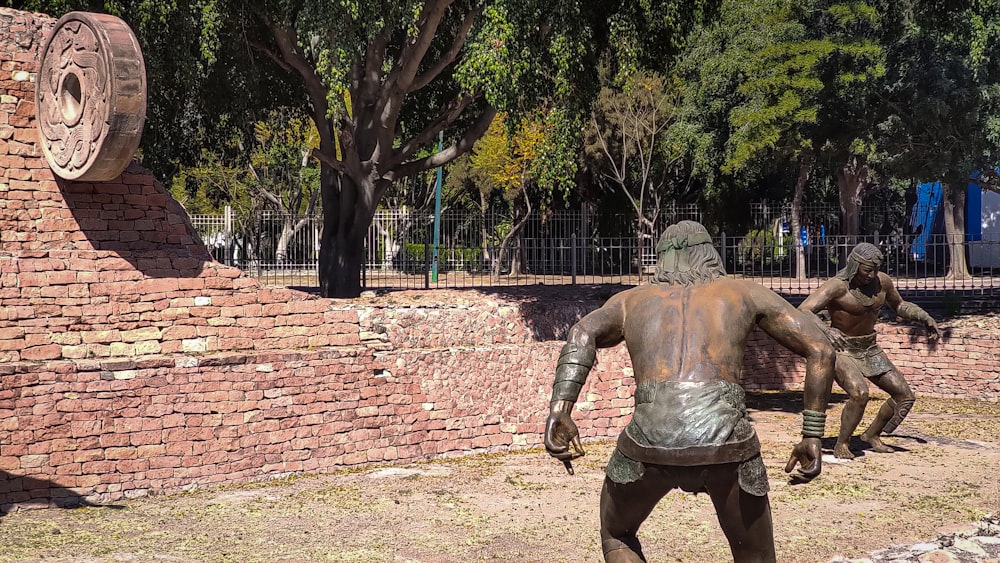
910 175 985 259
910 181 942 260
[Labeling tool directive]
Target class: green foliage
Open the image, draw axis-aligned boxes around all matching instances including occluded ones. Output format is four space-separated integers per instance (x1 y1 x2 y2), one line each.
169 107 320 220
737 227 791 266
399 243 484 273
875 0 1000 185
467 110 577 211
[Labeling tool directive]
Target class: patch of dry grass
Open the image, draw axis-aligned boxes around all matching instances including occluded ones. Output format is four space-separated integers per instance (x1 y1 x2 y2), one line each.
0 395 998 562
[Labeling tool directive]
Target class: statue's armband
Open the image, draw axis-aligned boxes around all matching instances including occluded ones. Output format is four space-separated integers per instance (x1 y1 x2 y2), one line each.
551 343 597 403
897 302 934 325
802 410 827 438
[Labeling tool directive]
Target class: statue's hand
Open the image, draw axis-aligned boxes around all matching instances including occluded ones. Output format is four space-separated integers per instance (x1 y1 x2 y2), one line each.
784 437 822 481
826 327 848 352
926 319 942 342
544 410 585 470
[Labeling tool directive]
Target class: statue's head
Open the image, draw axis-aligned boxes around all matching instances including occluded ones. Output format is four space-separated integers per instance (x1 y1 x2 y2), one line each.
835 242 883 285
651 220 726 286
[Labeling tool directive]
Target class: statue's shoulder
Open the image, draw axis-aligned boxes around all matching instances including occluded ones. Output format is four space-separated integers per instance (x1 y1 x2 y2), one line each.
820 277 850 295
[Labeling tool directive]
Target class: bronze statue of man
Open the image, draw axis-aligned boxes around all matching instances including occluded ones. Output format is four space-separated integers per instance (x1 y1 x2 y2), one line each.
799 242 940 459
544 220 836 563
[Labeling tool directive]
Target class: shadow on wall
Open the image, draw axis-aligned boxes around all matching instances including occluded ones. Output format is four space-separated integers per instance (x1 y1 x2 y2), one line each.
53 164 214 279
0 472 123 515
472 284 633 341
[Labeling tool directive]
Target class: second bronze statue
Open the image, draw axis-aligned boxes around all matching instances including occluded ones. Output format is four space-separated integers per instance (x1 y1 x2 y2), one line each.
799 242 940 459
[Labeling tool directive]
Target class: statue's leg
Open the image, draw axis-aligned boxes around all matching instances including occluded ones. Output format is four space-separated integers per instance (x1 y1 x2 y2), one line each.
599 469 673 563
861 368 914 452
833 356 869 459
705 463 776 563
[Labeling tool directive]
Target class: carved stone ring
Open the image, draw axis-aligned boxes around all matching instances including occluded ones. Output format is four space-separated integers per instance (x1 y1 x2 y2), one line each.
36 12 147 181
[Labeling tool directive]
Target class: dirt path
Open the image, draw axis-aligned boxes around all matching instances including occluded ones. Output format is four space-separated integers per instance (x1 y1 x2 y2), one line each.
1 393 998 563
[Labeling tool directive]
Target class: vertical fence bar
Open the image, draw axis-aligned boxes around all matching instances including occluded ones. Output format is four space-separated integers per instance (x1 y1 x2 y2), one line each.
424 228 431 289
571 233 577 285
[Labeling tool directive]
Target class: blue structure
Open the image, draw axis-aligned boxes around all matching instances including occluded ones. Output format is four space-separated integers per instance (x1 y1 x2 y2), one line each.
910 176 984 260
909 181 943 260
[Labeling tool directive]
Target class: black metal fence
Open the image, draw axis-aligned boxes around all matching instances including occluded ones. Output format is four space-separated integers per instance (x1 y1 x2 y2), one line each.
189 208 1000 300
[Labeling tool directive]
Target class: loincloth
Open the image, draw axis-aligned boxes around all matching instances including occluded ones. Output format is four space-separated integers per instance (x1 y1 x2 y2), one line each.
605 380 768 496
838 333 893 379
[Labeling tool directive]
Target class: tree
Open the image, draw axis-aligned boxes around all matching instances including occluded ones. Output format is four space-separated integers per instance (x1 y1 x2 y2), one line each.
23 0 718 297
584 72 693 257
874 0 1000 280
247 109 321 263
674 0 887 276
170 109 321 266
467 110 576 276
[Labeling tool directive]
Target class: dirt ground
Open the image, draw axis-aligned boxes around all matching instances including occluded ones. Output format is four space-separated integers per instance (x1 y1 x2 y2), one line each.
0 392 998 563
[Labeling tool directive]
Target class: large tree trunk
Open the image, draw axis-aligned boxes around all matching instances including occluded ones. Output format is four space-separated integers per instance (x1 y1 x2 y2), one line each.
942 181 971 280
791 153 813 280
836 155 868 244
319 168 372 298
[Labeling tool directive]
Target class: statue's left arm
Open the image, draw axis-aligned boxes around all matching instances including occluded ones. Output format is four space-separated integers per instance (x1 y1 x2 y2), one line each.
883 274 941 341
752 285 836 480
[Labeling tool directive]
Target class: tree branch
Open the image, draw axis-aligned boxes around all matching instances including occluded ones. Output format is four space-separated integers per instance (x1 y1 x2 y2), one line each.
411 6 479 92
396 0 454 92
386 93 475 169
388 105 497 180
311 148 350 175
375 0 454 137
353 28 391 131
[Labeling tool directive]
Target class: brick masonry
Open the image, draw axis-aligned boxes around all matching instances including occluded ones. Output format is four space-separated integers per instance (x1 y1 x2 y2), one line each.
1 8 998 510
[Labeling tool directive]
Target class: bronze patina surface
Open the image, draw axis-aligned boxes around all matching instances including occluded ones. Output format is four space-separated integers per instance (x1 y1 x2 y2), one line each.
799 242 941 459
544 220 837 563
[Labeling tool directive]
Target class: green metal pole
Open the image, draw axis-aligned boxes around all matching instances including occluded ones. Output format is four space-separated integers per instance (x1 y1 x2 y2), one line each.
432 131 443 282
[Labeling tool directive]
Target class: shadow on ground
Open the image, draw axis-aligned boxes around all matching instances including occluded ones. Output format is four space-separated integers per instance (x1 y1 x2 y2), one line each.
746 390 849 414
0 472 123 516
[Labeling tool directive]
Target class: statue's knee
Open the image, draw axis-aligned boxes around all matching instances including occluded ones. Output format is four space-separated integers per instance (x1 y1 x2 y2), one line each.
851 388 869 404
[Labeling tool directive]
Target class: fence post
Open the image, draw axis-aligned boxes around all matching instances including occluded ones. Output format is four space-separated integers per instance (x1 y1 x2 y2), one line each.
571 233 577 285
721 231 727 273
424 228 432 289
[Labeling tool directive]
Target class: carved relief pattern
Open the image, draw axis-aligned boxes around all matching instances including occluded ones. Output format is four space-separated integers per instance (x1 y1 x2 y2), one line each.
37 19 110 177
36 12 146 182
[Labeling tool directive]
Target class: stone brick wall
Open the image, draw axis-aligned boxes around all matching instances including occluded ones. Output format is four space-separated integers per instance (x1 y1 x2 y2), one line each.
0 9 360 363
1 8 998 511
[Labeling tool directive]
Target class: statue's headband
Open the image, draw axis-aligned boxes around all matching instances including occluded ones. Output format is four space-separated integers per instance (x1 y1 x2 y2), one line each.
655 231 713 254
849 248 883 267
656 231 713 272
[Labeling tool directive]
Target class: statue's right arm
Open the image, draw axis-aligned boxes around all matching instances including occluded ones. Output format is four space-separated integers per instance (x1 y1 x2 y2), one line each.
544 298 627 466
550 298 627 406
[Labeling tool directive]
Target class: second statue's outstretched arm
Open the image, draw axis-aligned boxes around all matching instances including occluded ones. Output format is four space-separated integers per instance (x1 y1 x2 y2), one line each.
883 275 941 341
